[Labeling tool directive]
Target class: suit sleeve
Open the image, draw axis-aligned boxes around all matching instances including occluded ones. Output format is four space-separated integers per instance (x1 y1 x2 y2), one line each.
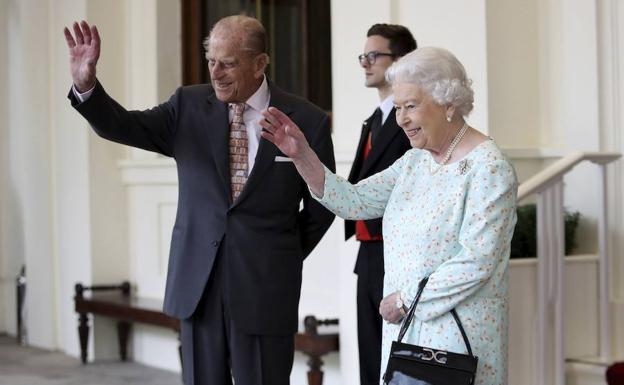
298 115 336 258
68 80 178 158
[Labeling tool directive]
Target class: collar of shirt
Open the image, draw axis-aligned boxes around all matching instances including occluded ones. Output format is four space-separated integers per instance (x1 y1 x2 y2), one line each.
228 75 270 116
379 94 394 125
245 75 270 112
227 76 271 174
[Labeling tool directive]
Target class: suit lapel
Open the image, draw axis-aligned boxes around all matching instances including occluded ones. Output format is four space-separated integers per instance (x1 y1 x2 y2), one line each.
203 93 232 201
232 82 294 207
348 112 375 183
359 108 403 178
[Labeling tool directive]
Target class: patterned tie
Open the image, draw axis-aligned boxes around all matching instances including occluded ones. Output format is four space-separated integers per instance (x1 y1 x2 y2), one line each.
229 103 248 201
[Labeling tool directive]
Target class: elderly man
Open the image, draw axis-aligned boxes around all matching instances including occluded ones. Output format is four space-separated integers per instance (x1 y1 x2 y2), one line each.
63 15 335 385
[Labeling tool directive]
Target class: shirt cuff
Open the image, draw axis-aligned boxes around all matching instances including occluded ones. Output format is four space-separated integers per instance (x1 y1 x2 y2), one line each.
72 83 95 102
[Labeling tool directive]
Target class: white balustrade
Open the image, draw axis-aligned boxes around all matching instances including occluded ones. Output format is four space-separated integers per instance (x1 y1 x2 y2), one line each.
517 152 620 385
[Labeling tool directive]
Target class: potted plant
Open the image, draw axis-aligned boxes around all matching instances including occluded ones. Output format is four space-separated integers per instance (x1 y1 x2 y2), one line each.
510 204 581 258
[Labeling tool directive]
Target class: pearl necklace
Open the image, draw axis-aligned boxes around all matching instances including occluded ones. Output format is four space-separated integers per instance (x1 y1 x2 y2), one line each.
430 122 469 175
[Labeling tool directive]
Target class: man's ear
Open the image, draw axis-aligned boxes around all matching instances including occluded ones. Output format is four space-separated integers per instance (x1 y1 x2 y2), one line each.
254 53 270 78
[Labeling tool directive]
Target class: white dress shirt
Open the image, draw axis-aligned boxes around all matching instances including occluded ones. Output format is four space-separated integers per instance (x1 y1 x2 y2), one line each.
379 94 394 125
72 76 271 174
228 76 270 174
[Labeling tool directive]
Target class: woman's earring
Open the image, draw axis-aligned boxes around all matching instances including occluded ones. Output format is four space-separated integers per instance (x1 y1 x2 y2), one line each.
446 115 452 122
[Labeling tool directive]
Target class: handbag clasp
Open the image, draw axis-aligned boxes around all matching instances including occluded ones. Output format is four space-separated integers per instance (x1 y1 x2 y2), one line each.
421 348 448 364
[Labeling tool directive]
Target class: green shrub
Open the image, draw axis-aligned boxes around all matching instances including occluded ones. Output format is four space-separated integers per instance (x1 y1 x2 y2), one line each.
510 203 581 258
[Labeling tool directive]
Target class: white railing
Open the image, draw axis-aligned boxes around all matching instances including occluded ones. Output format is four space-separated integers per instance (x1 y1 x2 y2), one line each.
517 151 621 385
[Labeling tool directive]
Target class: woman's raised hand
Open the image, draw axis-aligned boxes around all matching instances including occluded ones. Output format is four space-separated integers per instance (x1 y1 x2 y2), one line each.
260 107 311 160
63 20 100 92
260 107 327 197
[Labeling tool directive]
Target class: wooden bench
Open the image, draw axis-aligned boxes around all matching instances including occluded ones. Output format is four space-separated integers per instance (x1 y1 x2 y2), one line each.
74 282 338 385
74 282 181 365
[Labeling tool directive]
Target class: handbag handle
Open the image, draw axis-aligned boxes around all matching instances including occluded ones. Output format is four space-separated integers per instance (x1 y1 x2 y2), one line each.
396 276 475 358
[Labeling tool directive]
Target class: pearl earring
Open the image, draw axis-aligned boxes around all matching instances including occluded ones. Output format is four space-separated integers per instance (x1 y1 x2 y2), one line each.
446 116 452 122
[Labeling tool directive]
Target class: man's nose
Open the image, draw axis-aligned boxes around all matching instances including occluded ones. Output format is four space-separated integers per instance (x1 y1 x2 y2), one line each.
210 64 224 78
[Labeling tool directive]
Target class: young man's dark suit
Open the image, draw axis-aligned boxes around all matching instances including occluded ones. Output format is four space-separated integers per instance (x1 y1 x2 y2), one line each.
345 107 411 385
68 79 335 385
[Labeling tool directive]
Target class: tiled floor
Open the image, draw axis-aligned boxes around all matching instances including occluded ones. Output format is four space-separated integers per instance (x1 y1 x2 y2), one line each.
0 335 181 385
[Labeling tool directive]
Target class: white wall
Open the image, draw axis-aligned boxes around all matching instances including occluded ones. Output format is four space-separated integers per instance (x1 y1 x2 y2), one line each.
394 0 489 133
486 0 542 148
0 0 10 336
553 0 602 255
486 0 603 255
156 0 181 101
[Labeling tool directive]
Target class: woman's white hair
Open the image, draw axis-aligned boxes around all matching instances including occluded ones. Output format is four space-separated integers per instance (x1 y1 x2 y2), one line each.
386 47 474 117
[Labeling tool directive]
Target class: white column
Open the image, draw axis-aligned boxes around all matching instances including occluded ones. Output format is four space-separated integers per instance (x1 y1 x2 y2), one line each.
597 0 624 359
0 0 10 336
49 0 94 357
597 165 612 359
47 0 133 357
126 0 159 160
536 180 565 385
536 190 550 385
85 0 131 298
82 0 135 360
553 181 565 385
5 0 57 349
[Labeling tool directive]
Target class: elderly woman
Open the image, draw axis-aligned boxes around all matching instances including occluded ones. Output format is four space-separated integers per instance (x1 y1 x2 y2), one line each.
260 47 517 385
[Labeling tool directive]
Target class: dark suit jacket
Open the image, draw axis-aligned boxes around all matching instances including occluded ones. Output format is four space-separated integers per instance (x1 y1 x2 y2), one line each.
345 108 411 272
69 80 335 335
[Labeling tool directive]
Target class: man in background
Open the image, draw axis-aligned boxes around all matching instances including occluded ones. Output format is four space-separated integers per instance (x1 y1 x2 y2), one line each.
346 23 416 385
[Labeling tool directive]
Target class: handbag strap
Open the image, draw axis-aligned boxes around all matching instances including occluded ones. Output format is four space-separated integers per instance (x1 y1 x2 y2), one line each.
450 308 474 357
396 277 428 343
396 276 475 358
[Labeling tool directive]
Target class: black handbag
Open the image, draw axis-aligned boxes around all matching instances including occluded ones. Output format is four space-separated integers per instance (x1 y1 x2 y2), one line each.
383 277 479 385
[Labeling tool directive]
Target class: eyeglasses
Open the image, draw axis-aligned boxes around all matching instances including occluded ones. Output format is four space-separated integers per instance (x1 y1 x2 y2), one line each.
357 51 397 65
